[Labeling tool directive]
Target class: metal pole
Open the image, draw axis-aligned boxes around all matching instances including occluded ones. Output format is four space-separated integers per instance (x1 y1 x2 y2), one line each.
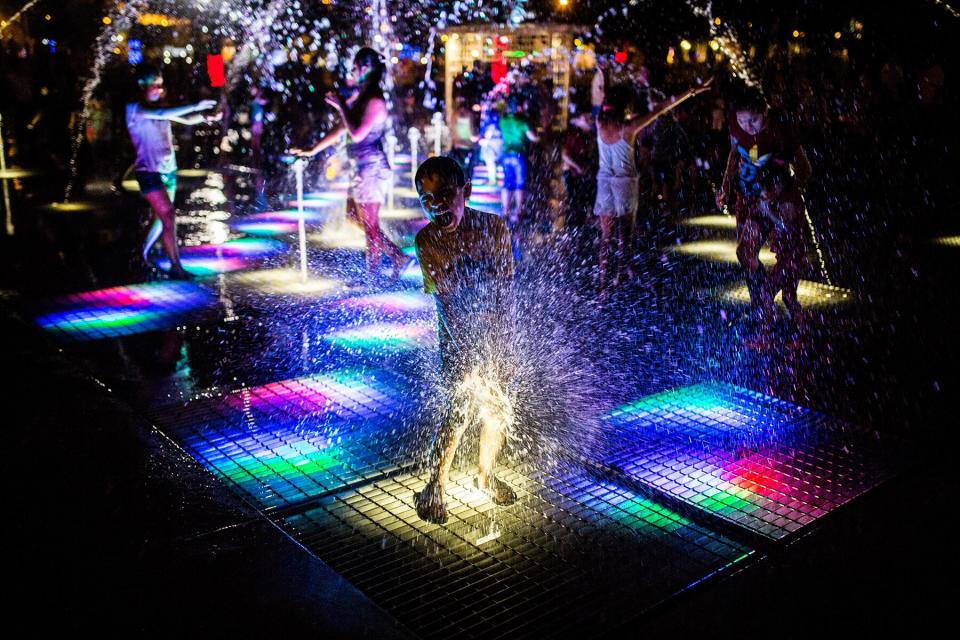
0 113 14 235
294 158 308 282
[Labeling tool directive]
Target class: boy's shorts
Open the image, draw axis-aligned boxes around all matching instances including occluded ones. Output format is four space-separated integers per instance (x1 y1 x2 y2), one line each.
136 171 177 198
501 153 526 191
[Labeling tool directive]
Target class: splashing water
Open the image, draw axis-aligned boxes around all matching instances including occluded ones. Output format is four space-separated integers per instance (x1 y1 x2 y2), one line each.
0 0 44 36
688 0 761 90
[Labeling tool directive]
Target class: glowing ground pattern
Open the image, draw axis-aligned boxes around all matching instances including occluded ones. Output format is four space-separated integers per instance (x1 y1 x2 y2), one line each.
602 383 903 543
717 279 855 308
323 319 436 353
670 239 776 265
34 281 216 341
681 214 738 229
230 209 329 236
280 467 752 639
152 368 416 510
156 237 287 276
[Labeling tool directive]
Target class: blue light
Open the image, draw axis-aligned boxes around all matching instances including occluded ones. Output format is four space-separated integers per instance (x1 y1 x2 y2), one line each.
128 39 143 66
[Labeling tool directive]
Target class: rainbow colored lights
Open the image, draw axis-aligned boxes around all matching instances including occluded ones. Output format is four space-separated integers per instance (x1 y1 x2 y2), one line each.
335 289 434 314
603 383 898 542
156 237 286 276
231 209 328 236
158 368 411 508
323 320 435 352
289 189 349 208
35 281 215 340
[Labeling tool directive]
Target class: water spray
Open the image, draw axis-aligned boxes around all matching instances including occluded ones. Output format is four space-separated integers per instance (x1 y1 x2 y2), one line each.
0 113 14 235
0 0 44 36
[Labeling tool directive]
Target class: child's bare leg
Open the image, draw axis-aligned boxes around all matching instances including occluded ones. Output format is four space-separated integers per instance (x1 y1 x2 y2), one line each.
477 415 515 505
415 415 469 524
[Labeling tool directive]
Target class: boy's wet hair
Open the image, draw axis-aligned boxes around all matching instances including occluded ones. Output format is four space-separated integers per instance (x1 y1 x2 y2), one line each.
415 156 466 193
134 63 161 87
731 87 768 113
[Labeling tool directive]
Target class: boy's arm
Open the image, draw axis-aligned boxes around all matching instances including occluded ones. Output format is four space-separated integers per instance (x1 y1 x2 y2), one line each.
626 80 713 139
792 145 812 188
141 100 217 121
290 122 347 157
717 144 738 210
414 237 437 296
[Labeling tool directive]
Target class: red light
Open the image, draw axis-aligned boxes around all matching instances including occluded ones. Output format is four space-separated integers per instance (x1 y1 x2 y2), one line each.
207 54 225 87
614 50 628 63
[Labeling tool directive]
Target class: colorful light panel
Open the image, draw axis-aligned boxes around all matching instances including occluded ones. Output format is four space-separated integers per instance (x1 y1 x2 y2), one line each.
336 289 435 314
278 466 751 638
289 189 348 208
156 237 286 275
603 382 902 542
152 368 413 509
231 210 328 236
34 281 215 341
324 320 435 352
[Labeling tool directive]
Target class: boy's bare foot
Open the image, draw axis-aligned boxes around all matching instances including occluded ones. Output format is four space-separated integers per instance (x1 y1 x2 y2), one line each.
414 482 448 524
476 475 516 506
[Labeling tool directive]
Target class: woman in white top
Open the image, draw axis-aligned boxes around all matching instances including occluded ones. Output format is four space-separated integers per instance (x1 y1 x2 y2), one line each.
594 78 713 297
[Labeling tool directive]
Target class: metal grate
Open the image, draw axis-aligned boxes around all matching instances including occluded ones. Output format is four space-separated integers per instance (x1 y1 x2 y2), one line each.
33 280 216 341
281 466 753 639
602 383 903 543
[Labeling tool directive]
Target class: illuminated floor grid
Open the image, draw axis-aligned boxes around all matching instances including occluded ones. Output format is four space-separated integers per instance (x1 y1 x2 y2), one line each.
152 368 418 510
601 383 903 543
146 374 903 635
281 467 752 639
34 281 216 341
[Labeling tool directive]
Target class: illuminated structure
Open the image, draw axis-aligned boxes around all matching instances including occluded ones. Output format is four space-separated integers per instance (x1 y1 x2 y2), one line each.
442 23 585 131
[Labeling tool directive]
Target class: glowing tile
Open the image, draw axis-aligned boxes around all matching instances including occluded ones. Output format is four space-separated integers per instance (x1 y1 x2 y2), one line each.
176 168 210 178
274 467 751 638
41 201 98 213
324 320 435 352
156 237 286 276
309 223 368 249
35 281 215 341
681 214 737 229
932 235 960 247
232 268 343 297
0 168 39 179
289 189 349 208
717 279 854 308
603 382 904 542
231 209 328 236
153 368 413 508
337 289 434 314
670 239 775 265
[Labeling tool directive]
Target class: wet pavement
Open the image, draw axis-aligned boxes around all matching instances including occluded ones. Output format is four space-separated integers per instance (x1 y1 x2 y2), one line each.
4 161 957 635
